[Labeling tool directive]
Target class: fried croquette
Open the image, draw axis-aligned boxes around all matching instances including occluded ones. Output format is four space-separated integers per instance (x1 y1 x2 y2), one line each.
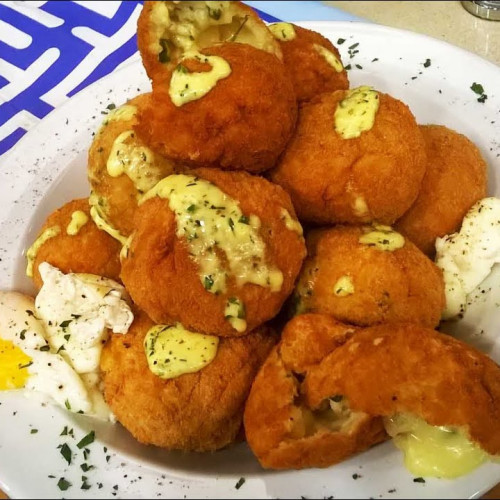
137 1 281 80
135 43 297 173
244 314 387 469
395 125 487 256
292 226 445 328
304 320 500 458
268 23 349 103
88 94 174 238
120 168 306 337
100 310 277 451
28 198 122 289
269 88 427 224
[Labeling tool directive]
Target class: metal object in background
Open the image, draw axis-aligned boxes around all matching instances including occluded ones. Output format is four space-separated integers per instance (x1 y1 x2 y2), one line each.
461 0 500 20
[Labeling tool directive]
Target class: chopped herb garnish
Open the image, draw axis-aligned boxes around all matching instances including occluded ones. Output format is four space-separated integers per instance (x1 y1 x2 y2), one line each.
57 478 71 491
344 64 352 70
352 473 362 480
81 480 91 490
30 429 38 434
204 275 214 290
83 448 90 461
238 215 249 224
19 329 26 340
228 217 235 231
207 5 222 20
470 82 484 95
59 319 72 329
159 38 170 63
107 103 116 110
81 463 94 472
61 426 68 436
337 38 346 45
348 42 359 49
176 64 189 74
423 58 431 68
18 361 33 369
39 345 50 352
355 64 363 69
77 431 95 449
64 334 71 342
413 477 426 483
64 399 71 410
470 82 488 103
187 204 197 213
60 443 72 465
235 477 246 489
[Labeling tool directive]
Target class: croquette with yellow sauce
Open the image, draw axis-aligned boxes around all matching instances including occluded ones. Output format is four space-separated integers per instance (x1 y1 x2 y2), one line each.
244 314 387 469
88 94 174 239
135 43 297 173
268 23 349 103
270 87 427 224
137 1 281 80
395 125 487 256
304 320 500 478
120 168 306 337
100 310 277 452
293 225 445 328
26 198 122 289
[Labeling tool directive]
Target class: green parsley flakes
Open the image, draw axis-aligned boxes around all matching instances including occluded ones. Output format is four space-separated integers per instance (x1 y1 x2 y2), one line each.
77 430 95 449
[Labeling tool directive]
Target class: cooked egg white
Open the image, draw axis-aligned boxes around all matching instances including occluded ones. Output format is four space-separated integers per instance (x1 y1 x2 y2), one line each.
0 291 92 414
435 197 500 320
35 262 134 374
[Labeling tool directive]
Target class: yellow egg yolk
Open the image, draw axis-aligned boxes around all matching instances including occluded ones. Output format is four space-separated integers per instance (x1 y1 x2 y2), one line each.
0 338 32 390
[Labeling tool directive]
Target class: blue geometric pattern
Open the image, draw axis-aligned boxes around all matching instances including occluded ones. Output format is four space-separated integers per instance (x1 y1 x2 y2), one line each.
0 1 143 156
0 1 285 158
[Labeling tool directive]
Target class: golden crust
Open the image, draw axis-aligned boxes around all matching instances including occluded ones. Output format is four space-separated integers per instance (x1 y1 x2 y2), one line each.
137 1 281 80
31 198 121 289
120 168 306 336
293 226 445 328
87 94 174 236
304 320 500 457
135 43 297 173
395 125 487 256
100 310 277 452
269 90 427 224
273 24 349 103
244 314 387 469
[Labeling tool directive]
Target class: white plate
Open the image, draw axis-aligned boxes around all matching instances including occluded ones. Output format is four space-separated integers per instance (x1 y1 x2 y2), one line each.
1 21 500 500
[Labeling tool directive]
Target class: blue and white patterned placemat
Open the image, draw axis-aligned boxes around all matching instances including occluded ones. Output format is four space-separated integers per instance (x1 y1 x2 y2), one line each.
0 1 360 158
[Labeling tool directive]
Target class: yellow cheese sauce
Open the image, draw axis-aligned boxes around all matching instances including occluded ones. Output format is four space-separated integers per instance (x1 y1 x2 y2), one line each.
333 276 355 297
169 52 231 107
141 174 283 295
25 226 61 277
384 413 490 478
66 210 88 236
313 44 343 72
106 130 165 194
144 323 219 379
359 225 405 252
224 297 246 333
99 104 137 131
269 22 296 41
280 208 303 236
89 193 128 245
0 338 31 390
334 86 380 139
